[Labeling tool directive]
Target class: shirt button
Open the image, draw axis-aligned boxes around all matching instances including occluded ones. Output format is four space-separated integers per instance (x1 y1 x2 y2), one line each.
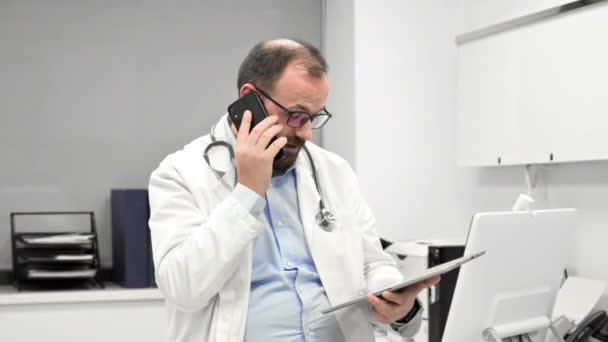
222 314 229 321
276 220 284 228
285 261 293 268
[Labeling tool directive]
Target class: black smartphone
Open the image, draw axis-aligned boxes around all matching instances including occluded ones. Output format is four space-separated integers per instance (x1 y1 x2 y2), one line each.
227 92 286 161
228 92 268 131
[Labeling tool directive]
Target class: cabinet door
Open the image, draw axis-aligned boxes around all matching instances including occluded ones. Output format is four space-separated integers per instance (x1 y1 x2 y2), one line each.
458 2 608 167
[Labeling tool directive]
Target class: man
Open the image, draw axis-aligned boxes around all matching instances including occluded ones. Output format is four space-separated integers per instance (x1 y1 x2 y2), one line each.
148 38 439 342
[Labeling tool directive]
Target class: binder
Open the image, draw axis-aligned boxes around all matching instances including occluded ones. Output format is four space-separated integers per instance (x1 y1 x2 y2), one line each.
111 189 151 288
147 225 156 287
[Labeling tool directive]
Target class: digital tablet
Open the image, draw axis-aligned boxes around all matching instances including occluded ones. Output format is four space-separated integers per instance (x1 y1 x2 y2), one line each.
321 250 485 314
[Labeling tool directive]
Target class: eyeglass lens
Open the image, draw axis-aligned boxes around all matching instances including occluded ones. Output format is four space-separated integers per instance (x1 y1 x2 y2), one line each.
287 113 329 128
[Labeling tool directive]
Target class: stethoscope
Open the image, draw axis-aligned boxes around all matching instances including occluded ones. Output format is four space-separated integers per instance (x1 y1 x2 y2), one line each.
203 123 336 232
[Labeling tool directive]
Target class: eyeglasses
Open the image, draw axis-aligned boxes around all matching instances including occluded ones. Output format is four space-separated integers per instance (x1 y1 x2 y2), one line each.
254 87 332 129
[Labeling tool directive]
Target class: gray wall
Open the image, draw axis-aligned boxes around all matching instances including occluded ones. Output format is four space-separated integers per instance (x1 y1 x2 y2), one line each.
0 0 322 269
322 0 355 167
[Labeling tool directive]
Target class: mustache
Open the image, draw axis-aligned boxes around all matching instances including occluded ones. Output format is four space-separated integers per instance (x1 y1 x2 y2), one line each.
283 137 305 147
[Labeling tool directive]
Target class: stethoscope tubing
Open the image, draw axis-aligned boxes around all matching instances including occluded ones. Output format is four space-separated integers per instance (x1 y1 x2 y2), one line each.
204 123 336 232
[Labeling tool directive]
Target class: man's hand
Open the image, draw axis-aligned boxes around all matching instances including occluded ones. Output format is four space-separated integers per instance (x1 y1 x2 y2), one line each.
233 111 287 196
366 276 441 324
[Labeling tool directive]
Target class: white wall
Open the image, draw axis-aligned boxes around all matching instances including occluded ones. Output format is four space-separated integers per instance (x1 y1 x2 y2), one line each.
322 0 356 166
0 0 322 270
324 0 608 309
331 0 473 241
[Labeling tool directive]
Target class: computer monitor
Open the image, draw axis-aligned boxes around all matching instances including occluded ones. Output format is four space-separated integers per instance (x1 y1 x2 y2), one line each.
442 209 577 342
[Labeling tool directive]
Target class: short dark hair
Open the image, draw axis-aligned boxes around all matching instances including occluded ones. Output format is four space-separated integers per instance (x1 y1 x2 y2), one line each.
237 38 328 93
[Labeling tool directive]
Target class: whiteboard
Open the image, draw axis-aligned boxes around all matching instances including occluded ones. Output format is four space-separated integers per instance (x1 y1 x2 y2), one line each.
457 2 608 167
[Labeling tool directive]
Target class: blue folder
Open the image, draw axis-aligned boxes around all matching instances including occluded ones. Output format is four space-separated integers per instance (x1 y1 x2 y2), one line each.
111 189 151 288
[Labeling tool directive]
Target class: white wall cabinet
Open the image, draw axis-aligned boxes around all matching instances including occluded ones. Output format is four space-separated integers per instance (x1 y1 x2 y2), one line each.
457 1 608 166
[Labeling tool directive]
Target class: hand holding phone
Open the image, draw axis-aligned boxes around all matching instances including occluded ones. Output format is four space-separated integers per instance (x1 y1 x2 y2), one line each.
227 93 287 195
228 92 286 161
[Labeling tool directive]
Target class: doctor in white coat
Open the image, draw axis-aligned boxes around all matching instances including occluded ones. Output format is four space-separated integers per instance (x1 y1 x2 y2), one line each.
148 38 439 342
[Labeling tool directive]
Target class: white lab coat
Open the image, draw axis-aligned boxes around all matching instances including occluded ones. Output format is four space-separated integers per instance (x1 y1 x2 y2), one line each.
148 115 422 342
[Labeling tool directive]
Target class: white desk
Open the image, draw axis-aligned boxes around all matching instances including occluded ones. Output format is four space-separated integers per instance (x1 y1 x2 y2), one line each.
0 284 167 342
0 284 419 341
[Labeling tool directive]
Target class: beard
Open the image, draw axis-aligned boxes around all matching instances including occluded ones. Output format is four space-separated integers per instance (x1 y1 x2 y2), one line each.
272 137 306 175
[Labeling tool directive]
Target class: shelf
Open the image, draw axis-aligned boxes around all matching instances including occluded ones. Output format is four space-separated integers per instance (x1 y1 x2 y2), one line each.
25 268 97 279
17 254 95 264
0 284 163 306
10 212 103 291
15 233 94 249
17 233 94 244
15 244 94 250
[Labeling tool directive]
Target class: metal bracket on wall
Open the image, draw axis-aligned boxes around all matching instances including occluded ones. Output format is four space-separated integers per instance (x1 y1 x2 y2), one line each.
456 0 608 44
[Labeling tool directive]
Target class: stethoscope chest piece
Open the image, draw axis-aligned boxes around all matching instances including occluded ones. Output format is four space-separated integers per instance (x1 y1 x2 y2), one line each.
316 208 336 232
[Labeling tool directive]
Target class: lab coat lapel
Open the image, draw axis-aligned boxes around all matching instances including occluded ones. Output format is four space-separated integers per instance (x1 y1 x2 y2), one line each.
209 166 237 201
295 148 345 308
295 154 321 256
209 115 237 200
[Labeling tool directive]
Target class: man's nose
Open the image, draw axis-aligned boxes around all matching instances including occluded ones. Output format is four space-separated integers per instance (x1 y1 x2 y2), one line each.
294 121 313 141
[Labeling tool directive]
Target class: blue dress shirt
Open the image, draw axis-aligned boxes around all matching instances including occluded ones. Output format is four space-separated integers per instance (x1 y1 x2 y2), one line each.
241 168 345 342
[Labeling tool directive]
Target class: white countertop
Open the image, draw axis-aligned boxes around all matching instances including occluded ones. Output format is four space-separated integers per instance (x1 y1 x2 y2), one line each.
0 283 164 306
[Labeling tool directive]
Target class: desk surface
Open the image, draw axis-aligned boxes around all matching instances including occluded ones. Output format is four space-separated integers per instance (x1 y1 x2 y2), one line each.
0 283 163 306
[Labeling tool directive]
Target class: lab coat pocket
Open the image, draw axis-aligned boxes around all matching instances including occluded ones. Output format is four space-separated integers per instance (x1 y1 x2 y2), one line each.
330 216 365 280
313 219 346 255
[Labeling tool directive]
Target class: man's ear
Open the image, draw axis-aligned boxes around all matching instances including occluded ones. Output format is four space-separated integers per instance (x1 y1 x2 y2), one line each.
239 83 256 97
